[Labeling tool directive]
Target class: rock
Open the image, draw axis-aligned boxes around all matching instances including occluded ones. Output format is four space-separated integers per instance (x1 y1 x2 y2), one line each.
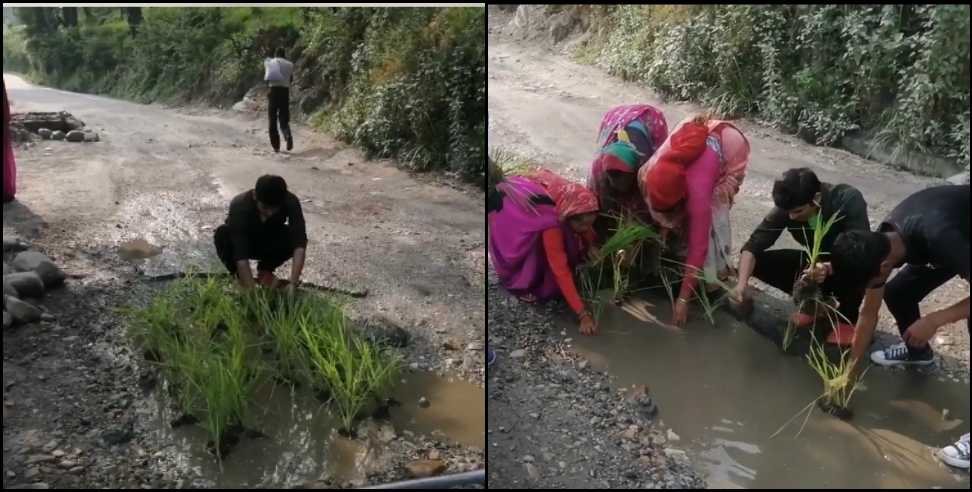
12 252 66 288
522 455 535 463
68 467 84 475
37 128 52 139
3 237 31 253
11 111 84 133
4 279 18 299
525 463 540 481
376 424 396 444
405 460 447 478
510 349 527 359
443 339 461 351
664 448 688 461
466 342 483 352
622 425 640 441
418 397 430 409
51 450 66 458
578 360 589 370
51 131 65 141
5 272 44 298
666 429 680 442
529 413 540 420
83 132 99 143
428 449 441 461
65 130 85 142
26 454 55 465
3 311 11 330
361 320 410 349
6 297 42 324
102 426 134 446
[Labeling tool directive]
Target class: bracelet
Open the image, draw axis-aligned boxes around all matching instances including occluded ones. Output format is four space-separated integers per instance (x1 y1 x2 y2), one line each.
676 298 690 305
579 311 593 320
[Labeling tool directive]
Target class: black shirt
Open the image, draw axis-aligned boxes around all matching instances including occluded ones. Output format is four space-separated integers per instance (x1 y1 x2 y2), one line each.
224 190 308 262
742 183 870 259
879 184 970 280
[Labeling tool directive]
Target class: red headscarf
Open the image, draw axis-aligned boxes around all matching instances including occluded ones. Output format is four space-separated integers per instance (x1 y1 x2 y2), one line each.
527 168 599 221
644 118 710 211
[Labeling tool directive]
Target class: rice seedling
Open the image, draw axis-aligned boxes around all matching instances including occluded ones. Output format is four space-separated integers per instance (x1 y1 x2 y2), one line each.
782 210 844 351
611 250 630 305
655 257 733 326
244 289 312 387
127 273 403 455
298 298 400 435
488 147 537 178
578 264 606 322
593 212 660 267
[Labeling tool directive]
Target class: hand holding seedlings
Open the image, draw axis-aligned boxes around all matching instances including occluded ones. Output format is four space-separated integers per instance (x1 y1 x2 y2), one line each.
805 262 832 284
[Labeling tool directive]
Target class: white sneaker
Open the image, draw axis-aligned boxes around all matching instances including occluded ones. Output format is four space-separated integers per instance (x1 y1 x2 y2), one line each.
870 343 934 367
938 433 970 469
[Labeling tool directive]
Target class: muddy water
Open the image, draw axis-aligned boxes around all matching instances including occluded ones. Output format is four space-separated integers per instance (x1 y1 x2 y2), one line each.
390 371 487 449
570 297 971 489
151 372 484 488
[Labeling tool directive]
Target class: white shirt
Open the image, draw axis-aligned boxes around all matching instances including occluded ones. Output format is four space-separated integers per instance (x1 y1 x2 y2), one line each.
264 57 294 88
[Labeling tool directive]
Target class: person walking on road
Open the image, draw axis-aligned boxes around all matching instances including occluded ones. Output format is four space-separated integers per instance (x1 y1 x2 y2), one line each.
265 47 295 153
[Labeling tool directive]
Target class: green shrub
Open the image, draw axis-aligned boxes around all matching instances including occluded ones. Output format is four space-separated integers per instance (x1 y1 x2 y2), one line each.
579 4 970 166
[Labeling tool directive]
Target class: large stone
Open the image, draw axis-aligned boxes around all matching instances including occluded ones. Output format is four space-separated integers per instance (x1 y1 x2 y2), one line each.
83 131 99 143
4 279 18 299
51 131 65 141
6 296 42 325
12 252 65 288
37 128 52 139
10 111 84 133
3 237 31 253
65 130 85 142
5 272 45 298
405 459 447 479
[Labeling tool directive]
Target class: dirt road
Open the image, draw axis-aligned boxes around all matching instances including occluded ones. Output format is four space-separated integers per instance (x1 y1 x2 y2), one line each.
487 7 968 488
2 72 485 488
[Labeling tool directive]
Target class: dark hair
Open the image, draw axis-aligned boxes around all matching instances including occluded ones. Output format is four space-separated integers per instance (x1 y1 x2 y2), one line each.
772 168 821 210
275 47 286 58
831 231 891 288
255 175 288 207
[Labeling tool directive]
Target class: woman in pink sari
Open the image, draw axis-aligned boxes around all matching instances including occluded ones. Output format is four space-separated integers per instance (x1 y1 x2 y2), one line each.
2 78 16 203
489 167 602 335
638 115 751 327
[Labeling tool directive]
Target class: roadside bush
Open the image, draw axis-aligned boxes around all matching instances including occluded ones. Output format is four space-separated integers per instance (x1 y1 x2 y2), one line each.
578 4 970 167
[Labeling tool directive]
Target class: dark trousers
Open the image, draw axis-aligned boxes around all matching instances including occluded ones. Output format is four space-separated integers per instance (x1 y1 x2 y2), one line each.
752 249 864 324
884 264 968 358
268 86 292 152
214 225 294 276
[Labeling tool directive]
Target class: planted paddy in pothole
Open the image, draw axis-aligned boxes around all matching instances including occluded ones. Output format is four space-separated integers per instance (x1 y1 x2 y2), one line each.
125 273 483 487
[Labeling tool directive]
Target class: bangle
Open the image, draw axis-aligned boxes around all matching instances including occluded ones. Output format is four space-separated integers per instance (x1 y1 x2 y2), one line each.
579 311 593 320
676 298 690 305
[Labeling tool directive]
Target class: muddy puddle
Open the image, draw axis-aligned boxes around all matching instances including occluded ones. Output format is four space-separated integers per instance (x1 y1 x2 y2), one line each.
150 371 484 488
569 297 970 489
